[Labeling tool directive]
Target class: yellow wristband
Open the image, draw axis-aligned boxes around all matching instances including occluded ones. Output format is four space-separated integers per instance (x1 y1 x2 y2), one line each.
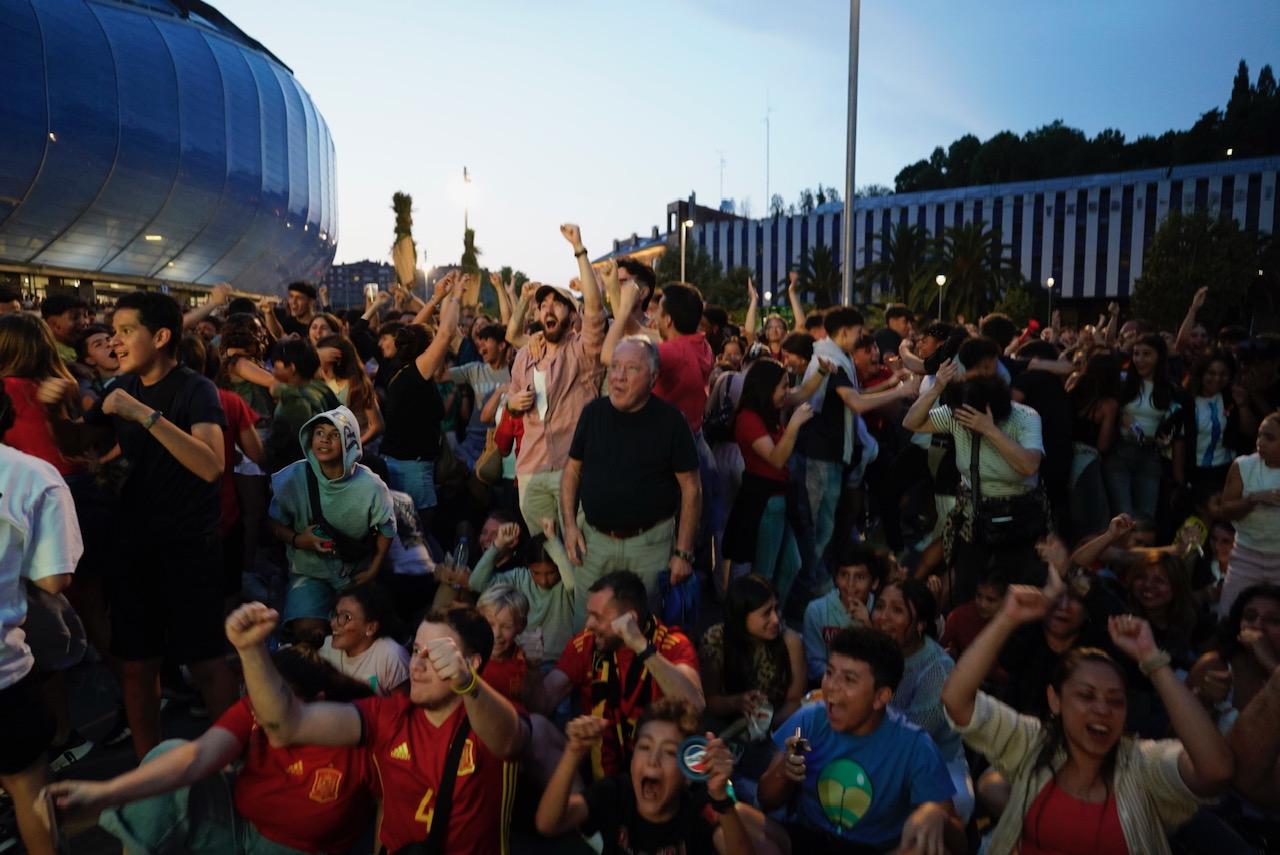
450 670 479 697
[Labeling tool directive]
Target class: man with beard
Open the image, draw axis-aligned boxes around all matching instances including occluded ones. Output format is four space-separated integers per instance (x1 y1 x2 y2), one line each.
505 223 606 531
224 601 527 855
758 626 964 854
535 571 703 781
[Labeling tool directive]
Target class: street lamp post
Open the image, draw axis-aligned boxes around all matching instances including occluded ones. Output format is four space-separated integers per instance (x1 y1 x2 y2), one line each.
1046 276 1055 324
680 219 694 282
935 274 947 321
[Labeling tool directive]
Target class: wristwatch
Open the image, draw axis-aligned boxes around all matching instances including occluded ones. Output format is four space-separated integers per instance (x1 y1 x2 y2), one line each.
671 548 695 564
140 410 162 431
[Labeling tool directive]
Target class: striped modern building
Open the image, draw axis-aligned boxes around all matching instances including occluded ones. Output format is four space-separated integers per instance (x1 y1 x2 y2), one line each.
614 156 1279 303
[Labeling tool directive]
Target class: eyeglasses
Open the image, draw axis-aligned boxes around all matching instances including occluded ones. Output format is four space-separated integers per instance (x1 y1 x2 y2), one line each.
330 611 357 626
609 363 647 376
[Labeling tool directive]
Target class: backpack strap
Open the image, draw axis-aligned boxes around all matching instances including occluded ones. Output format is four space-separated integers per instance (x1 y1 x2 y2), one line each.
423 717 472 854
304 463 330 531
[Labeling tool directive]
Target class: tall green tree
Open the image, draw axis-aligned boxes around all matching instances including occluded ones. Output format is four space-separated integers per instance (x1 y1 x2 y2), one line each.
797 244 841 308
1131 211 1258 331
859 223 933 303
912 221 1020 321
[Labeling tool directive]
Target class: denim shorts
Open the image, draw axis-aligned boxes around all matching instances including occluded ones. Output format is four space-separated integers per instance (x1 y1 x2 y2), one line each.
282 575 346 624
383 456 437 511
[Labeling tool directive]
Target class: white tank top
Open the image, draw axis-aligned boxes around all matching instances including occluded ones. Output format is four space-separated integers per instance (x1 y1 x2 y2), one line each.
1236 452 1280 553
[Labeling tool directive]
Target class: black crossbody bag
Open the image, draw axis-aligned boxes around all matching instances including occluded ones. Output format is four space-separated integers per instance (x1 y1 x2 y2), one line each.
305 464 378 563
387 720 472 855
969 431 1046 546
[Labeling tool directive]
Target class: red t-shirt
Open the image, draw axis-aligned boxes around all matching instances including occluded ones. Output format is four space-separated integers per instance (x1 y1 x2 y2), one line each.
734 409 787 482
654 333 713 433
1021 779 1128 855
482 649 528 711
214 698 374 854
216 389 258 534
354 693 517 855
554 621 700 779
940 602 1007 683
1 377 80 476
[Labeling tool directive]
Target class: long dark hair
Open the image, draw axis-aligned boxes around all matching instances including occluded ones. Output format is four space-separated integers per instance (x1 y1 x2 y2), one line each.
880 578 939 641
1070 352 1123 415
1121 333 1173 411
1027 648 1127 827
319 334 376 417
722 575 791 699
1126 550 1197 645
1186 348 1237 398
736 358 787 433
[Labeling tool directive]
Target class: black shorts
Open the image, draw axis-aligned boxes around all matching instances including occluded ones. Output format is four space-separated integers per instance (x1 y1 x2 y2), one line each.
0 671 55 775
108 532 226 664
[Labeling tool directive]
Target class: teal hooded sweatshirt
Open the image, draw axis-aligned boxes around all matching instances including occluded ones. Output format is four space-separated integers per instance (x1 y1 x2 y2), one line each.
269 405 395 583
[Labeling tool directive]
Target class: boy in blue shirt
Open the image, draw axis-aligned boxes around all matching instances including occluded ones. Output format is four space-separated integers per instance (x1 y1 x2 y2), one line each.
758 626 964 854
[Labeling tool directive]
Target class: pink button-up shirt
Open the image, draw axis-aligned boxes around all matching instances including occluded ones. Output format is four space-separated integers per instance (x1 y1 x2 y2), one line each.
508 309 606 476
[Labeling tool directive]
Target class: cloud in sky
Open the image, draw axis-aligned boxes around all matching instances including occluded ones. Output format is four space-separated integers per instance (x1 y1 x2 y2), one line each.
211 0 1279 284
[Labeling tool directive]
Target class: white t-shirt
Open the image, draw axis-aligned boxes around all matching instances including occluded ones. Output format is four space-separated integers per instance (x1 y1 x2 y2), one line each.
1235 452 1280 553
930 401 1044 497
533 367 549 420
1123 379 1166 439
1194 395 1234 468
318 635 410 696
0 445 83 689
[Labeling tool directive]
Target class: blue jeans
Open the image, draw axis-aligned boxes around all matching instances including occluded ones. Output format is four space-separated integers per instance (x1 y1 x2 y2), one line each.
755 495 802 606
383 456 437 511
804 457 844 571
1102 442 1161 520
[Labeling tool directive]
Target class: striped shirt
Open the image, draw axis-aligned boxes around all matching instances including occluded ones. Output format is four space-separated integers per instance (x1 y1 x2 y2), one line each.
930 402 1044 497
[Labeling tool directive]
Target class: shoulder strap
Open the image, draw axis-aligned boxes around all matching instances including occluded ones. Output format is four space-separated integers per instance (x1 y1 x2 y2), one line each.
304 463 330 530
968 430 982 500
423 717 473 854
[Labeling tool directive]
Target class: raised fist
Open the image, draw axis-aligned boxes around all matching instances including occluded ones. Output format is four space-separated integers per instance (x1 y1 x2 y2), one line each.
225 602 279 650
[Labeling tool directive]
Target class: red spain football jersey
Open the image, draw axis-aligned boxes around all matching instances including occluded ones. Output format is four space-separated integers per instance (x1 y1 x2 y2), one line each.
481 649 528 711
355 693 518 855
216 698 375 854
554 620 699 780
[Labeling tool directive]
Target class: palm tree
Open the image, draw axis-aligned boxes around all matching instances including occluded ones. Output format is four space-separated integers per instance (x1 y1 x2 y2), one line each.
911 221 1019 321
798 244 842 308
859 223 932 304
460 228 483 306
391 192 415 287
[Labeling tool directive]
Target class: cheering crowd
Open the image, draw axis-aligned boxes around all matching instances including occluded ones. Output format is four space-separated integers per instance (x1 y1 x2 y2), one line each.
2 221 1279 855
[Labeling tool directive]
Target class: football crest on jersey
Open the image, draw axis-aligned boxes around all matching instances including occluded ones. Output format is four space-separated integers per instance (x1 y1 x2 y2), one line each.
309 767 343 803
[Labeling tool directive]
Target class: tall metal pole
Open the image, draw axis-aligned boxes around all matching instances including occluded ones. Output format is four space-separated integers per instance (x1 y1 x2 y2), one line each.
840 0 860 305
680 224 687 282
765 93 772 214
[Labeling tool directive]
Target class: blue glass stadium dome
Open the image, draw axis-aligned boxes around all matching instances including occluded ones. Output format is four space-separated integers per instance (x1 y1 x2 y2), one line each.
0 0 337 294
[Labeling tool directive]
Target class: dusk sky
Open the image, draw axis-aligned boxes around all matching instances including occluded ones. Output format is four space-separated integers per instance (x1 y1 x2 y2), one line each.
213 0 1280 284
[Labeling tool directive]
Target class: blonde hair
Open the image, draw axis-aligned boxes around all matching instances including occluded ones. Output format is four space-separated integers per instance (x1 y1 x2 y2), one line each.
476 584 530 626
0 313 75 383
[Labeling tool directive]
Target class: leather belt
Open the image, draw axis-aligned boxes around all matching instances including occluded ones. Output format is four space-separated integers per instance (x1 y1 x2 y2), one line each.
593 517 671 540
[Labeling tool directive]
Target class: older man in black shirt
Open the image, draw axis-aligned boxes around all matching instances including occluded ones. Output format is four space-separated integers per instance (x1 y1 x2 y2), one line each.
561 337 700 620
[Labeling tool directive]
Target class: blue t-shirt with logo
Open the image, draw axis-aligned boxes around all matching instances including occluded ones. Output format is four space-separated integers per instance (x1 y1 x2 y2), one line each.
773 702 954 849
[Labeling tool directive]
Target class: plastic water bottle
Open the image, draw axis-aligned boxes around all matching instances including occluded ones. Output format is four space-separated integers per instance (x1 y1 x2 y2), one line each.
451 537 470 588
